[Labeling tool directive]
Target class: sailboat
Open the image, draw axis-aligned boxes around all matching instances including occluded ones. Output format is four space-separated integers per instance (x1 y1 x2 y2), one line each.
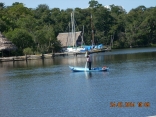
66 10 85 52
78 14 104 52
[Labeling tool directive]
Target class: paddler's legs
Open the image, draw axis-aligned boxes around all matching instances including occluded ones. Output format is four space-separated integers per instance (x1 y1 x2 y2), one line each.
87 61 89 69
89 62 91 70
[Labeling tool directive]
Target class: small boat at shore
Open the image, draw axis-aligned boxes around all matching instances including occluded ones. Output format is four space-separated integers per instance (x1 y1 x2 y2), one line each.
69 66 109 72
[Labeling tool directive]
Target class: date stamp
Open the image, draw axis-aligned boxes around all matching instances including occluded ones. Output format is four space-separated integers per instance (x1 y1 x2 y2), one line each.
110 102 150 108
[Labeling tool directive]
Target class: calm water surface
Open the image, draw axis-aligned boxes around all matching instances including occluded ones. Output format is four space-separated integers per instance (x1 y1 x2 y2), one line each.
0 47 156 117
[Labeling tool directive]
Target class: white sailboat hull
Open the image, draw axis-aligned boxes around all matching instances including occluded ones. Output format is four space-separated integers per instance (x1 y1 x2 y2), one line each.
67 47 85 52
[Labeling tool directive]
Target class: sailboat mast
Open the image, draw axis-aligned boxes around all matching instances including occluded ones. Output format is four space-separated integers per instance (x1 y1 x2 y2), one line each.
71 10 75 48
67 22 70 47
91 14 94 47
73 10 75 47
71 12 73 47
81 25 84 47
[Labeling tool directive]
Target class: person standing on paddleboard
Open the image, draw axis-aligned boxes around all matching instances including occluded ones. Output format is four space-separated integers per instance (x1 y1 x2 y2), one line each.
87 53 92 70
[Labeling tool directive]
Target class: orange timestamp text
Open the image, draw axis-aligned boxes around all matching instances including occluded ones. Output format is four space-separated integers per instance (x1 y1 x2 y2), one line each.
110 102 150 108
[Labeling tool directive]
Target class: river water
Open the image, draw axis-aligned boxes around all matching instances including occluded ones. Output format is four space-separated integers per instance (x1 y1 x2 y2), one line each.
0 47 156 117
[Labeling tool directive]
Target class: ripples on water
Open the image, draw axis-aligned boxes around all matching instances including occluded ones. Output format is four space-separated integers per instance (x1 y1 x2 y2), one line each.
0 48 156 117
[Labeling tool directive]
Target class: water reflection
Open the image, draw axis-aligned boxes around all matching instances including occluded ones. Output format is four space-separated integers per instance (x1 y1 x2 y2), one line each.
84 71 110 79
1 48 156 117
85 72 92 79
0 48 156 69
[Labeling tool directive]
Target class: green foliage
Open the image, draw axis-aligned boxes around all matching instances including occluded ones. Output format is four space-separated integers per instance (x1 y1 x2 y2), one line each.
124 6 156 47
0 3 5 9
0 19 7 32
5 29 34 50
0 0 156 56
23 47 33 55
88 0 100 8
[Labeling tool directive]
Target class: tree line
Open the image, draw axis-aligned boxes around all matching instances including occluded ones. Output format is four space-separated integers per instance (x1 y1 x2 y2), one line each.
0 0 156 55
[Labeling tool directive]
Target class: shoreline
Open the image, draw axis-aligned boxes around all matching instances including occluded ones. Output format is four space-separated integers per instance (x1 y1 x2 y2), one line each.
0 49 111 62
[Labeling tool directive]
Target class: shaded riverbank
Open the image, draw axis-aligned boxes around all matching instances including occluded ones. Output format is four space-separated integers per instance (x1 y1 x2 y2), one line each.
0 48 111 62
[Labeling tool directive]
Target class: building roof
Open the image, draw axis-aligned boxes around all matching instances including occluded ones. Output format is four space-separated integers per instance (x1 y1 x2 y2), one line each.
57 31 82 47
0 32 17 51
